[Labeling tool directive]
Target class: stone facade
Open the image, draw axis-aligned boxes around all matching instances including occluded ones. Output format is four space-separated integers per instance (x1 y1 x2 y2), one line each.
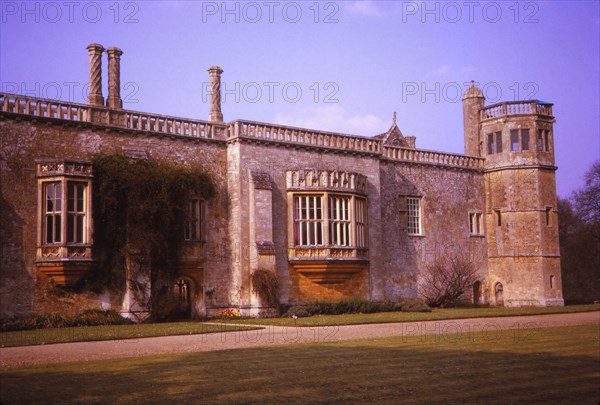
0 45 564 319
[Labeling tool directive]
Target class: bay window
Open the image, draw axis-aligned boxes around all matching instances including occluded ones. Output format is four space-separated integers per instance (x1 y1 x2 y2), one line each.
41 180 90 245
292 193 367 248
36 160 94 286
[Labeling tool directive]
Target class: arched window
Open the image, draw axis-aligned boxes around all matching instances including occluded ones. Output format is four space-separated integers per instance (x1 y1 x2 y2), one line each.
175 278 191 305
494 282 504 307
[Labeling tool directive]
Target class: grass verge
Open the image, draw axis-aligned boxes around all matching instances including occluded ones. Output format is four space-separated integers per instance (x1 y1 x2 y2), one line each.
0 324 598 404
0 323 262 348
224 304 600 327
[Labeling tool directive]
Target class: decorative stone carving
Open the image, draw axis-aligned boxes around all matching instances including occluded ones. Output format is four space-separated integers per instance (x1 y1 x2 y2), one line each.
36 160 93 178
208 66 224 122
107 47 124 109
41 247 60 258
286 169 367 194
86 43 105 106
67 247 88 258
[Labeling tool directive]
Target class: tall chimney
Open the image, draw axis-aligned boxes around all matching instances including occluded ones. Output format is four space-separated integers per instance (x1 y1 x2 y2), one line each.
86 43 105 106
208 66 224 122
106 47 123 109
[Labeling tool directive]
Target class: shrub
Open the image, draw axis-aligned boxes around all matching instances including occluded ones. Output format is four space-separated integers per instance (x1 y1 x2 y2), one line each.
417 254 479 308
395 298 432 312
71 309 134 327
149 288 183 323
283 306 312 318
0 309 133 332
282 298 429 318
251 269 280 309
35 313 70 329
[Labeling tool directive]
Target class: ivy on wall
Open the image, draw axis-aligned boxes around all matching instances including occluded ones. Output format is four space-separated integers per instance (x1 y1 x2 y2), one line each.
89 153 215 293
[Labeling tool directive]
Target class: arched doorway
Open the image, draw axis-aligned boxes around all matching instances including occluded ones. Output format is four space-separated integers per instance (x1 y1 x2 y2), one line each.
473 281 482 306
174 278 192 319
494 282 504 307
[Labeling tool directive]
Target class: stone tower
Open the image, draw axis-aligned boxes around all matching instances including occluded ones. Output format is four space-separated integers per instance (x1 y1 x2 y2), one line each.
462 81 485 157
464 85 564 306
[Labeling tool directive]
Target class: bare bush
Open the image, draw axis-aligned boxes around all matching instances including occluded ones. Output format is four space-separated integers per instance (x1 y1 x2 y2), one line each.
251 269 280 309
417 254 479 307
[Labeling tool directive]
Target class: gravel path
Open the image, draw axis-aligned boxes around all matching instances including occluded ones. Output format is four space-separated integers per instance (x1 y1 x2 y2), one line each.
1 311 598 368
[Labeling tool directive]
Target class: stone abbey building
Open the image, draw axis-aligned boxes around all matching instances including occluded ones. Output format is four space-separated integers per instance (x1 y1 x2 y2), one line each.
0 45 564 319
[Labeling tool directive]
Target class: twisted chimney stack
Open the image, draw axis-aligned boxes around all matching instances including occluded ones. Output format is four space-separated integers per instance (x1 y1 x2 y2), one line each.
106 47 123 109
208 66 224 122
86 43 105 106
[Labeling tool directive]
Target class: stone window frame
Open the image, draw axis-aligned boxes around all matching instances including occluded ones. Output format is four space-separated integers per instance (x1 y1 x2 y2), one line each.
36 160 94 262
291 192 368 248
510 130 519 151
521 128 530 150
510 128 530 152
39 180 92 247
495 131 503 153
468 212 484 236
328 195 351 247
293 194 324 246
183 198 205 242
537 129 544 151
537 129 551 152
42 181 64 244
405 196 423 236
487 131 503 155
174 277 192 305
354 197 367 248
545 206 552 227
41 180 92 245
487 133 495 155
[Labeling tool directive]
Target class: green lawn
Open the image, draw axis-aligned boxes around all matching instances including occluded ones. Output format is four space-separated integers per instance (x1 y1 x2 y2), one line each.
2 305 598 347
1 324 598 404
0 323 262 348
225 304 600 327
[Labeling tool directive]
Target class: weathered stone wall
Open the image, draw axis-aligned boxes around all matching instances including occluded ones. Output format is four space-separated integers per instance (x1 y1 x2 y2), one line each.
0 117 229 318
1 87 565 318
482 112 563 307
228 139 383 306
378 162 488 302
484 168 563 306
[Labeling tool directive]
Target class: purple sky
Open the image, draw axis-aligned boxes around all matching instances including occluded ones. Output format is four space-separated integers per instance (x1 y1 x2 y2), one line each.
1 1 598 197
